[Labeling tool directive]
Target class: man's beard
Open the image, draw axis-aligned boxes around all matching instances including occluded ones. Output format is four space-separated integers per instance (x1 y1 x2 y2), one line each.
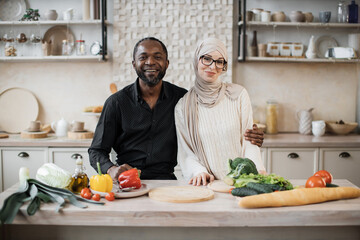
136 68 167 87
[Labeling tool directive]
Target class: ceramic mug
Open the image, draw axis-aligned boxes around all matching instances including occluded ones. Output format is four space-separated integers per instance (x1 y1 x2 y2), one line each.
312 120 326 137
29 121 41 132
319 11 331 23
71 121 85 132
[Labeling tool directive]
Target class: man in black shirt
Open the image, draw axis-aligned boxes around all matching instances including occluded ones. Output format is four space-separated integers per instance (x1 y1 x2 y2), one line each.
89 37 264 180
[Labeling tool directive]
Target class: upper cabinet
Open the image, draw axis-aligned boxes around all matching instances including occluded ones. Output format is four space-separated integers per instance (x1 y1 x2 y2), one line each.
237 0 360 63
0 0 109 62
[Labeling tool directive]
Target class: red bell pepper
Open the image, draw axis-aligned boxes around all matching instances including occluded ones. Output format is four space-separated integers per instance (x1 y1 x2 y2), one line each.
118 168 141 189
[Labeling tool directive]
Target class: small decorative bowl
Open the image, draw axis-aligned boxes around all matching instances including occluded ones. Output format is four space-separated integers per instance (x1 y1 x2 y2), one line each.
326 121 358 135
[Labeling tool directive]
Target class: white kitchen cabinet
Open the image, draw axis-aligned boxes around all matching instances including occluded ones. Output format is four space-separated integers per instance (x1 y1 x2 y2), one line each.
0 147 48 192
260 147 267 168
267 148 319 179
237 0 360 63
49 147 98 177
319 148 360 187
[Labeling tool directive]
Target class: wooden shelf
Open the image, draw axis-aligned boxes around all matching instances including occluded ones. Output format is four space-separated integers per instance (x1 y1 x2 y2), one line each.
0 20 107 25
241 56 360 63
238 21 360 28
0 55 107 62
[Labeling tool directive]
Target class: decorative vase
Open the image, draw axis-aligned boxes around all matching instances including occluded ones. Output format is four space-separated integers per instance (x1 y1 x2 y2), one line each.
305 35 317 59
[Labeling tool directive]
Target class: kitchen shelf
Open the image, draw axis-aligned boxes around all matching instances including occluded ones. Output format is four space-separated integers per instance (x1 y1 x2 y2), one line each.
0 55 107 62
242 56 360 63
239 21 360 28
0 20 109 25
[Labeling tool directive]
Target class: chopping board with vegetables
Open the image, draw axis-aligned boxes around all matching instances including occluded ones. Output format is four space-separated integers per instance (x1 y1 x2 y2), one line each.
149 186 214 203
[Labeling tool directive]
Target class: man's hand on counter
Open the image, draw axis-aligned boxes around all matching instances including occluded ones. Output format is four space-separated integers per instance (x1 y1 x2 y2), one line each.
244 124 264 147
107 164 133 183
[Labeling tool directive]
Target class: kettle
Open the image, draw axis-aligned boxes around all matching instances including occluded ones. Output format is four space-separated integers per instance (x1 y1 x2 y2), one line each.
51 118 69 137
296 108 314 135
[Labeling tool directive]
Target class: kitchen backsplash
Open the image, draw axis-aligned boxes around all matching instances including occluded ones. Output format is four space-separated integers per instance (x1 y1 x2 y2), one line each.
0 0 358 133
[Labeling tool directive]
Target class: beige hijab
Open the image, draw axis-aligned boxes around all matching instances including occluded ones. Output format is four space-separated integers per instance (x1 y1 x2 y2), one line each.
181 38 243 175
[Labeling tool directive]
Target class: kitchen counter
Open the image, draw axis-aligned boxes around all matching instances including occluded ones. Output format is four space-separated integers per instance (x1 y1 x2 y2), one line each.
0 179 359 240
0 133 359 148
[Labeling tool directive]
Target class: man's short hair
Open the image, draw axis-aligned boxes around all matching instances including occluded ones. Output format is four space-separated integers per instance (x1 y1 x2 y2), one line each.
133 37 168 61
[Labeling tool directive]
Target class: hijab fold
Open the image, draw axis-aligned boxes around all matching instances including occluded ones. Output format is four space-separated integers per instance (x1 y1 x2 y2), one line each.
181 38 243 176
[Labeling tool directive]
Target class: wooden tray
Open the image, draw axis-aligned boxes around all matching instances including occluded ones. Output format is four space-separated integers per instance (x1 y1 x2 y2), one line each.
67 131 94 139
149 186 214 203
21 131 48 139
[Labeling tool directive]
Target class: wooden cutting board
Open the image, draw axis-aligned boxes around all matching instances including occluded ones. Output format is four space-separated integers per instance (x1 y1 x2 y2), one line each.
0 133 9 138
149 186 214 203
21 131 48 139
67 131 94 139
207 180 233 193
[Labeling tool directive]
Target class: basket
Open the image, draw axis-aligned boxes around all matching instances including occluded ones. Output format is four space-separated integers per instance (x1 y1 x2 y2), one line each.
326 121 358 135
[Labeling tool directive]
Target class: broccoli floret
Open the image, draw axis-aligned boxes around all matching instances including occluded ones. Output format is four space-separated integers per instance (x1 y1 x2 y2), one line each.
224 158 259 185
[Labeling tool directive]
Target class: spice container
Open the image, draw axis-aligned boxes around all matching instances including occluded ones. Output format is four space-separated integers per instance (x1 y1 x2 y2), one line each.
3 34 16 57
69 156 89 194
266 99 278 134
76 40 86 55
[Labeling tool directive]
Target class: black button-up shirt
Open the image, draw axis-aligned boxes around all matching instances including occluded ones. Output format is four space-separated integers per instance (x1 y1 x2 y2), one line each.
88 79 187 179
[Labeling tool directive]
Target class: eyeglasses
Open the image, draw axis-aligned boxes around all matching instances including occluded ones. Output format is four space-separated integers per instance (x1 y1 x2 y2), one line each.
200 55 226 69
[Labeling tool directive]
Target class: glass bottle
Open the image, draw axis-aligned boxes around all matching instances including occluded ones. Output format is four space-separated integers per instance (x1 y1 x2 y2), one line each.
348 0 358 23
266 99 278 134
251 30 258 57
69 156 89 194
337 1 348 23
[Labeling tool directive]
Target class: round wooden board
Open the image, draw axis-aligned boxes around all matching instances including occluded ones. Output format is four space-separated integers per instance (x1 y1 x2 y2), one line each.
148 186 214 203
21 131 48 139
0 133 9 138
67 131 94 139
207 180 233 193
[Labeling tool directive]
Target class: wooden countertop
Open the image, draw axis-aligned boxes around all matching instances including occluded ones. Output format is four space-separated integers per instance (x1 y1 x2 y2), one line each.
1 179 359 228
0 133 359 148
262 133 360 148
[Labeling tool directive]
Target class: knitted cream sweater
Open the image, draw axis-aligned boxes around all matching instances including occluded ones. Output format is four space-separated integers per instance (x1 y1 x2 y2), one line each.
175 88 266 181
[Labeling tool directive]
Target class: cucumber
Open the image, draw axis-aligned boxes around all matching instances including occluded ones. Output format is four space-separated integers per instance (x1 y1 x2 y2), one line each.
231 187 259 197
326 183 339 187
246 182 273 193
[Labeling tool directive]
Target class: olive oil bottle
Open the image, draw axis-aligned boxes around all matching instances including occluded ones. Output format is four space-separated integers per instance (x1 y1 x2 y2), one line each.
69 156 89 194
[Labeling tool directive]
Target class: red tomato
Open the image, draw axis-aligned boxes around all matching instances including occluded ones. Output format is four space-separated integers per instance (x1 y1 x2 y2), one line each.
92 194 101 201
80 188 91 198
83 192 92 199
105 192 115 201
305 176 326 188
314 170 333 184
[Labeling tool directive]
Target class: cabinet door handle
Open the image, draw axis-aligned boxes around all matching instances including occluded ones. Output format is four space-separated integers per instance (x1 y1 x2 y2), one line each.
287 153 299 159
18 152 29 158
71 153 83 159
339 152 351 158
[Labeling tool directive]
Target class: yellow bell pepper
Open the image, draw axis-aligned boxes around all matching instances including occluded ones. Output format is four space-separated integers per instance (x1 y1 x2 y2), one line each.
90 162 113 193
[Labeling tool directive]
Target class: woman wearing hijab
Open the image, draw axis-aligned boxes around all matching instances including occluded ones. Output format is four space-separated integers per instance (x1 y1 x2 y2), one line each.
175 38 266 186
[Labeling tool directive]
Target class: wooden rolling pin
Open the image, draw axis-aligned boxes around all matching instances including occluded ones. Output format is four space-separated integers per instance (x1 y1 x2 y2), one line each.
238 187 360 208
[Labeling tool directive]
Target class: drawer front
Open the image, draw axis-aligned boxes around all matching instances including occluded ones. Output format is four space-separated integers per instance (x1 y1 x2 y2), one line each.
50 148 97 177
320 148 360 187
267 148 318 179
1 148 48 191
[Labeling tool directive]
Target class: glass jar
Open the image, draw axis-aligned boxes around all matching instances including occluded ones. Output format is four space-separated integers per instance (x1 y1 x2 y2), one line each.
266 99 278 134
337 1 348 23
76 40 86 55
62 40 70 55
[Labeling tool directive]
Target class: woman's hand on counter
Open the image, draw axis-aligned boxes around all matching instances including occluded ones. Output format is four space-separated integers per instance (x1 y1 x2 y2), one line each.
189 172 215 186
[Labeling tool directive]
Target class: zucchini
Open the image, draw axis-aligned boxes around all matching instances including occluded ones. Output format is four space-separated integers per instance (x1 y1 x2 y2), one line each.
326 183 339 187
246 182 273 193
231 187 259 197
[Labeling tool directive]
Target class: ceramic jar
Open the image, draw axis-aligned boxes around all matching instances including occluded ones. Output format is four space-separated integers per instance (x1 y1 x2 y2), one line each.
296 108 314 135
267 42 280 56
292 43 304 57
304 12 314 22
261 11 271 22
252 8 263 21
289 11 305 22
280 42 292 56
312 120 326 137
44 10 58 20
272 11 286 22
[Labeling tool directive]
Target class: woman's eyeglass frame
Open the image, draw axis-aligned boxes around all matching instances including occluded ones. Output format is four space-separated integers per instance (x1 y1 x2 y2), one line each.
200 55 227 70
